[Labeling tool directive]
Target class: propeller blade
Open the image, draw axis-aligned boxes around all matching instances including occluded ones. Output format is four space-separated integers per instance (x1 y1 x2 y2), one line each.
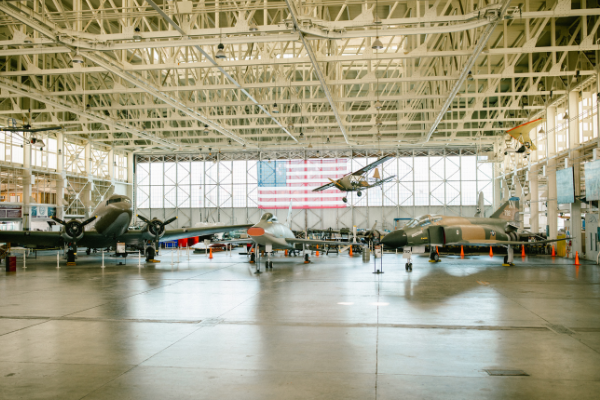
81 216 97 226
137 214 152 224
163 216 178 226
51 216 67 226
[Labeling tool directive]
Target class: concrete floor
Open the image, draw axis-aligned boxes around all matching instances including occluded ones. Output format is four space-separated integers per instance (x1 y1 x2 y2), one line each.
0 249 599 399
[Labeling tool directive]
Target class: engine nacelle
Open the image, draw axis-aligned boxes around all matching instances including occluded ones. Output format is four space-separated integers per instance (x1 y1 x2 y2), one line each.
137 215 177 242
53 216 96 243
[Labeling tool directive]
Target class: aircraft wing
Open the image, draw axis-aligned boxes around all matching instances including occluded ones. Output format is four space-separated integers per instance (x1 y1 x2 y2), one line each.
352 155 393 176
160 224 253 242
312 181 338 192
285 238 362 247
366 175 395 188
446 237 571 247
0 230 63 247
506 118 543 150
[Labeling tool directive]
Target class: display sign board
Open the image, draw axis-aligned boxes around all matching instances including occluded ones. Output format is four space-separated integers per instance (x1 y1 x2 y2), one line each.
556 167 575 204
0 204 22 218
374 245 382 258
31 206 57 219
585 159 600 201
403 249 412 259
116 242 126 254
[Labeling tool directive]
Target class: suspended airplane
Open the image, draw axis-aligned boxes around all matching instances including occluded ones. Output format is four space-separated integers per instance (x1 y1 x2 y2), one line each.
0 194 251 265
381 198 570 271
1 111 63 150
504 118 544 156
312 155 395 203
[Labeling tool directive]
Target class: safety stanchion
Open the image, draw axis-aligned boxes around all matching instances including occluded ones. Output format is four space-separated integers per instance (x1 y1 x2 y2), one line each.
22 251 26 269
138 250 142 268
101 250 105 268
57 252 60 269
170 248 174 266
187 245 190 261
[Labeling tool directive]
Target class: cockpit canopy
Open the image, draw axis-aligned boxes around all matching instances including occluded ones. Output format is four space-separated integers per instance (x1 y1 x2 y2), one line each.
405 215 443 228
106 195 132 206
260 213 277 222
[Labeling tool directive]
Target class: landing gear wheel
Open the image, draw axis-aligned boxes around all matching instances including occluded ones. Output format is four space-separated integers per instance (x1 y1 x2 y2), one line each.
357 191 362 197
146 246 156 261
430 252 439 262
408 263 413 271
405 263 409 271
250 252 256 263
342 197 348 203
503 255 508 264
304 254 310 263
86 248 91 255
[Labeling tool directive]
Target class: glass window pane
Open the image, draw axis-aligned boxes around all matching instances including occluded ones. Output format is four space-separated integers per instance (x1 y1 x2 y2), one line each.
414 157 428 181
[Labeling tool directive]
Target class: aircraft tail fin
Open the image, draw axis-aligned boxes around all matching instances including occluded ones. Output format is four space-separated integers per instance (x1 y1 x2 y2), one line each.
285 201 293 228
474 191 485 217
490 197 520 222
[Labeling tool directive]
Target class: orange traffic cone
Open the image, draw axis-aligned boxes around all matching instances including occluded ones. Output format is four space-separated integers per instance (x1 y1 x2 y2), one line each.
574 251 580 265
521 245 526 257
285 249 288 257
551 246 556 257
460 245 464 259
489 246 493 257
436 246 439 255
209 247 213 259
316 245 319 257
349 246 353 256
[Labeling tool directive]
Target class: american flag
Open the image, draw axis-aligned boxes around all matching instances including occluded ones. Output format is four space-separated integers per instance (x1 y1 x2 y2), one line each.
258 159 349 209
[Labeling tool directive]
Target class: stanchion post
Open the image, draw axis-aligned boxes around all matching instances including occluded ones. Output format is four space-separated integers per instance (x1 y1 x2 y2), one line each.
138 250 142 268
101 250 105 268
57 251 60 269
23 250 26 269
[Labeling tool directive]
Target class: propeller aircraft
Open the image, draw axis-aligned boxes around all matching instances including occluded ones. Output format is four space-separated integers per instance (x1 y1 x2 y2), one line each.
0 194 251 265
312 156 395 203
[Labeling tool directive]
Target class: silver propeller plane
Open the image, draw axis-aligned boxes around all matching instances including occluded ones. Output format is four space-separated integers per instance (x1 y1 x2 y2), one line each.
312 155 395 203
0 194 251 265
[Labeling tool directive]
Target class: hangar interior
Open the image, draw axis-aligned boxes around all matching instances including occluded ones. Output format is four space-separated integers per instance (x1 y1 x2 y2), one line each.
1 0 600 399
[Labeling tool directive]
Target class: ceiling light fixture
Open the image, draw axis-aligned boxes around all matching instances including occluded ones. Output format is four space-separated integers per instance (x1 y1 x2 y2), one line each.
372 37 384 50
249 21 258 32
216 42 226 59
204 125 209 134
72 51 84 64
374 100 382 110
467 71 474 81
272 103 279 113
563 111 569 120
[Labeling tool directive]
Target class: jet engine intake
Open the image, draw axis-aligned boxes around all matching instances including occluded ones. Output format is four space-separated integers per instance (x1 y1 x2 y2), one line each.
52 215 97 242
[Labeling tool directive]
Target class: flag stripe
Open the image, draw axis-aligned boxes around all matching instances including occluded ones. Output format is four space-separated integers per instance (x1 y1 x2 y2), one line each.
258 159 348 209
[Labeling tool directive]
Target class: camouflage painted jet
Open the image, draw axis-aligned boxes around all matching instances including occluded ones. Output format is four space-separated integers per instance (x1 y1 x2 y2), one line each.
312 155 395 203
381 199 568 271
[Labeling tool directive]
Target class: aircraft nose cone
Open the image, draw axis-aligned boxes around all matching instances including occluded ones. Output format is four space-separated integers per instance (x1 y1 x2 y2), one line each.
247 227 265 237
381 230 407 248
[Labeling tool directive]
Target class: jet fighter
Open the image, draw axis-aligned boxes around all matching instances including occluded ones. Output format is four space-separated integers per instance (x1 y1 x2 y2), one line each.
312 156 395 203
381 198 569 271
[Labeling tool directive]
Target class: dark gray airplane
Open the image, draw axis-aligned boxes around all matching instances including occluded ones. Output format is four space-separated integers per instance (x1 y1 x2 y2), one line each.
0 194 251 264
